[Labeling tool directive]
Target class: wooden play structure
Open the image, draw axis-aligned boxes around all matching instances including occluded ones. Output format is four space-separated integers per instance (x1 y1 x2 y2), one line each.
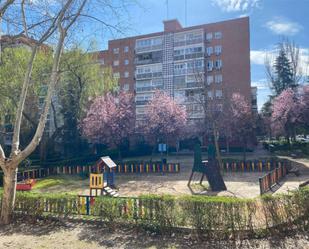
89 156 119 197
89 173 104 196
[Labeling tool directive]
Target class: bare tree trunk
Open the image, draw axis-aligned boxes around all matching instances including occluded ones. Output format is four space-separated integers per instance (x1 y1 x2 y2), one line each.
0 166 17 225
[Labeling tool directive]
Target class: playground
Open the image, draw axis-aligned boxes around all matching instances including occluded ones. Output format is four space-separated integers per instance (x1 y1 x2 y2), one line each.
26 154 308 198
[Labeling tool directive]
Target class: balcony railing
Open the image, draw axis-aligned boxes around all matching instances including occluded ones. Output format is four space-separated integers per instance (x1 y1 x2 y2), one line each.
174 52 204 61
135 100 149 106
135 44 162 54
135 72 163 80
174 82 202 90
134 57 162 65
136 85 163 92
174 38 204 47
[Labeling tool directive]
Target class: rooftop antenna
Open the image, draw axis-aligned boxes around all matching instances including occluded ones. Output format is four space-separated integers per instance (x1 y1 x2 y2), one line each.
185 0 187 26
166 0 169 19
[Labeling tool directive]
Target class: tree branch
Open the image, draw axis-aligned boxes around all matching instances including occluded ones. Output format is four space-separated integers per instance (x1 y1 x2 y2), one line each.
10 45 38 156
10 0 75 158
0 0 14 17
0 144 5 162
16 0 86 162
21 0 28 38
63 0 87 32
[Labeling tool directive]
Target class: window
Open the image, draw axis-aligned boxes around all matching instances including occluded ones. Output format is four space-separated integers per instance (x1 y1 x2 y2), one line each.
185 46 203 54
215 45 222 55
113 60 119 66
215 74 222 83
124 59 129 65
215 90 223 98
207 75 214 85
207 90 213 99
135 93 153 102
136 37 163 49
124 71 129 78
136 64 162 79
113 72 120 79
206 32 213 40
124 46 129 53
174 46 203 60
174 63 186 75
174 30 203 46
123 83 129 91
215 60 222 69
186 31 203 42
113 48 119 54
214 32 222 39
187 59 203 69
207 60 213 71
206 46 213 56
174 49 185 56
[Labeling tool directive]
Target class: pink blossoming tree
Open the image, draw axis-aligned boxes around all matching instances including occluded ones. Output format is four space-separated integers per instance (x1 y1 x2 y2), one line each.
271 88 301 141
140 91 187 151
81 92 135 158
299 86 309 127
230 93 255 161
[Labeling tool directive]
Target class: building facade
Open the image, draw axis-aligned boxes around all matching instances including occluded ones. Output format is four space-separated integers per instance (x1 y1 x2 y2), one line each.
96 17 251 124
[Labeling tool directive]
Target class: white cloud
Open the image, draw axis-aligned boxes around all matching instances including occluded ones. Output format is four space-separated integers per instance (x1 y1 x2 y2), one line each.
265 18 302 35
251 79 269 90
212 0 260 12
250 50 269 65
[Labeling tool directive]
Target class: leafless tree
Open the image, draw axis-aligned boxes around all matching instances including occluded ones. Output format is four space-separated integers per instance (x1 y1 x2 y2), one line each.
265 38 304 95
187 63 224 169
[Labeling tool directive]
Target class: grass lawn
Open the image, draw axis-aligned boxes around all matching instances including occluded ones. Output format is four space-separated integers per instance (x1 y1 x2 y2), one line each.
31 175 89 195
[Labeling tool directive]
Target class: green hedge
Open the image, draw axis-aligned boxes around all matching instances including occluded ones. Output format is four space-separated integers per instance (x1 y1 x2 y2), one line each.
263 140 309 154
1 188 308 238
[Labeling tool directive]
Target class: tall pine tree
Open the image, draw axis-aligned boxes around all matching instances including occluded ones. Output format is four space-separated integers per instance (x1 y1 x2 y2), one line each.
273 48 296 95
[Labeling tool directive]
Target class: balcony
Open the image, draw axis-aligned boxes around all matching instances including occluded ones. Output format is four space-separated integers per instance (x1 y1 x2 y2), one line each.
174 82 202 90
174 38 204 47
135 72 163 80
135 51 163 65
174 52 204 61
135 57 162 65
136 85 163 93
135 100 149 106
135 44 162 54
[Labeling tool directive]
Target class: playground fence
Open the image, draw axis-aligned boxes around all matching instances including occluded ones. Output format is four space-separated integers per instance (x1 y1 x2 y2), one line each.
259 163 288 195
1 188 308 237
220 159 289 172
14 162 180 182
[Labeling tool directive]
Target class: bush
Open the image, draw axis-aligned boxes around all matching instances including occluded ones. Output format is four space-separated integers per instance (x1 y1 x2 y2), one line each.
0 188 308 237
263 140 309 154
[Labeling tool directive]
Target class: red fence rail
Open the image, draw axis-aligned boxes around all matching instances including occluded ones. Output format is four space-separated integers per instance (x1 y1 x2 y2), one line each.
259 163 287 195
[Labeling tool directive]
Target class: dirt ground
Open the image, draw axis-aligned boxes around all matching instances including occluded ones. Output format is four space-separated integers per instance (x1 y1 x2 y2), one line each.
0 220 308 249
33 154 309 198
115 155 308 198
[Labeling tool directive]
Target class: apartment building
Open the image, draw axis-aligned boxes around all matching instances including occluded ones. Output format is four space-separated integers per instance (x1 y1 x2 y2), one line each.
96 17 251 124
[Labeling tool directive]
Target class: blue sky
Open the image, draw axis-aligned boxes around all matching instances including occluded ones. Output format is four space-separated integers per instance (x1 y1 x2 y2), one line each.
90 0 309 111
